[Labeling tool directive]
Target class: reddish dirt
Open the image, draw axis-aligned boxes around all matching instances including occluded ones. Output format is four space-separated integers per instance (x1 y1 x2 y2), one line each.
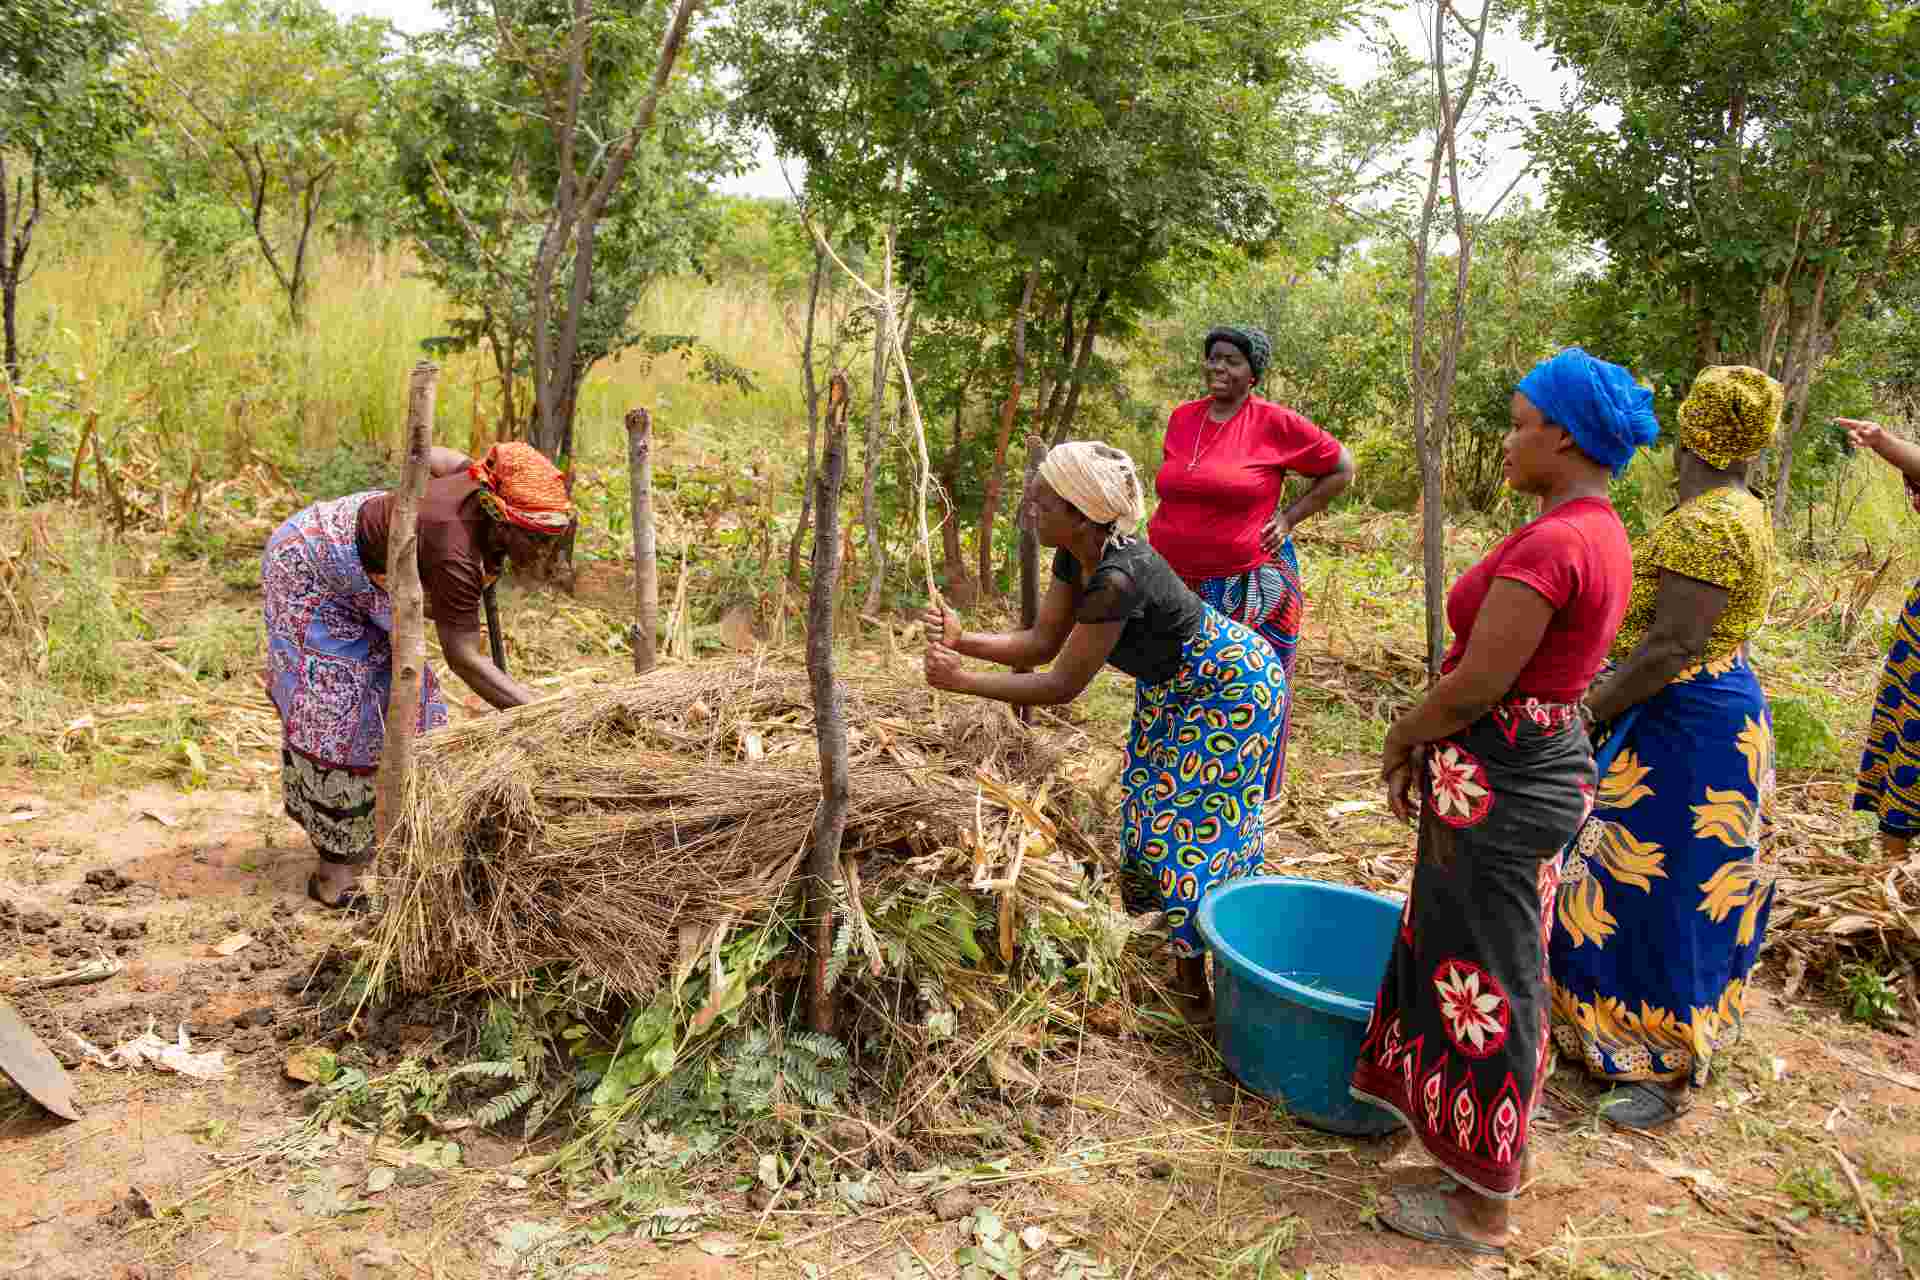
4 777 1920 1278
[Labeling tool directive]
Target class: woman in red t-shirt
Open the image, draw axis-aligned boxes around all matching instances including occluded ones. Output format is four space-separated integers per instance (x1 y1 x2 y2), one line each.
1348 348 1656 1258
1147 324 1353 799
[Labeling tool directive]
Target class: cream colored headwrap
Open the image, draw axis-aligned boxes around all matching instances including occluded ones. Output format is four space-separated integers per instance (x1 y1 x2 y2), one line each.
1037 441 1146 542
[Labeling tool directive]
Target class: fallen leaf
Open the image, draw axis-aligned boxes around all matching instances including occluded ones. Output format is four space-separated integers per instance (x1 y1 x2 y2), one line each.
1640 1154 1728 1196
283 1046 338 1085
137 809 178 829
364 1167 396 1194
212 932 254 957
1825 914 1878 935
3 810 44 824
696 1238 742 1258
1326 799 1378 818
1771 1056 1788 1082
1020 1225 1051 1250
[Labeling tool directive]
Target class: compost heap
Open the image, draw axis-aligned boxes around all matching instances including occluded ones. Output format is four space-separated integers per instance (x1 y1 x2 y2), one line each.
368 659 1140 1011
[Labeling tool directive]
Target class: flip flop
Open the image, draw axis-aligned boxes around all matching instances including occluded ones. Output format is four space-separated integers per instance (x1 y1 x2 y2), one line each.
1378 1186 1508 1257
1598 1081 1689 1131
306 872 372 915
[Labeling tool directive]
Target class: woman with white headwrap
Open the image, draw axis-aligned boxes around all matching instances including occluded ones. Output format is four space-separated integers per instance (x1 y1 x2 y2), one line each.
923 441 1288 1006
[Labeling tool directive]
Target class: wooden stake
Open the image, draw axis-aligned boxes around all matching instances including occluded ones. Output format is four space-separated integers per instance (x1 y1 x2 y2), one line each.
375 362 438 852
806 373 853 1036
625 407 658 675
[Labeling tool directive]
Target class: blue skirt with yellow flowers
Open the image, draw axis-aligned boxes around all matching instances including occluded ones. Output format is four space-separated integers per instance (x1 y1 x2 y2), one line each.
1116 606 1288 955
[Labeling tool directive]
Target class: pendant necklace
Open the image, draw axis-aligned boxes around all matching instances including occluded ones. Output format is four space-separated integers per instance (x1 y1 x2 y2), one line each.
1188 401 1245 472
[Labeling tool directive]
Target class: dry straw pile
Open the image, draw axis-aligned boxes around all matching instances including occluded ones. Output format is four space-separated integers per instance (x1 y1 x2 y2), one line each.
368 659 1103 1001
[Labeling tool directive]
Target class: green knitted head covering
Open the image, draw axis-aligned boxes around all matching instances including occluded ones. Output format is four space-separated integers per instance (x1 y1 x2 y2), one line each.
1203 325 1271 383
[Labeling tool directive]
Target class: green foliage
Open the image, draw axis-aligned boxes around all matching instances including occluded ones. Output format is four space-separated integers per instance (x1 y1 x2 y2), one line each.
292 440 393 500
392 0 747 454
1524 0 1920 514
1840 964 1902 1029
43 526 141 695
0 0 142 373
1220 1217 1303 1279
1769 696 1838 771
139 187 252 298
1781 1163 1856 1223
130 0 396 325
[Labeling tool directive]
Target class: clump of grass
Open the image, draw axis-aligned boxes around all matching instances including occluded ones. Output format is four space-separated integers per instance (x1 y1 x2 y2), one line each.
41 523 144 697
1780 1163 1856 1223
174 605 262 684
1770 696 1841 771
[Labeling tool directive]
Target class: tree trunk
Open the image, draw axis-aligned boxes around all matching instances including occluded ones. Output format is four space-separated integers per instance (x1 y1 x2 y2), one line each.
1012 431 1047 723
977 267 1039 598
860 310 889 617
375 362 438 852
786 245 829 583
1049 291 1107 447
1771 265 1830 529
940 395 970 603
1404 0 1494 679
626 407 658 674
805 373 853 1036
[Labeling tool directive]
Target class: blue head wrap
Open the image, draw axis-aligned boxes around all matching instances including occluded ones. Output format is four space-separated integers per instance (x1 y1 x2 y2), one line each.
1513 348 1660 477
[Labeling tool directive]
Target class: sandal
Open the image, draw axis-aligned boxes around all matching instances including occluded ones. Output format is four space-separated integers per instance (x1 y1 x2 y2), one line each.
1598 1081 1689 1131
306 872 372 915
1378 1186 1507 1257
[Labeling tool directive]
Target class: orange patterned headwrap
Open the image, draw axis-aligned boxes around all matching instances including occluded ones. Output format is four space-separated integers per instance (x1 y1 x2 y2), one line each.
467 442 573 533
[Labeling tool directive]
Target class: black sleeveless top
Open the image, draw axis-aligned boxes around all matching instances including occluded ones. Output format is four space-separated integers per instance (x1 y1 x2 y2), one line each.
1052 537 1205 686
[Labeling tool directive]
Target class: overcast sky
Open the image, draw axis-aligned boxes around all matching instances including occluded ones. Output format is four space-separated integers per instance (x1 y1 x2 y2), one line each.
328 0 1575 208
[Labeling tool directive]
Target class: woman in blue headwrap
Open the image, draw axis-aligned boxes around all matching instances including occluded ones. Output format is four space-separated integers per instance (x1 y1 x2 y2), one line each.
1350 349 1656 1257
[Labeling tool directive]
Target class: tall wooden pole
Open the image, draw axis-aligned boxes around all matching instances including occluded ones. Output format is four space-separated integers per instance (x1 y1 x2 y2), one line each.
375 362 438 852
1012 431 1046 724
626 407 658 675
805 374 852 1035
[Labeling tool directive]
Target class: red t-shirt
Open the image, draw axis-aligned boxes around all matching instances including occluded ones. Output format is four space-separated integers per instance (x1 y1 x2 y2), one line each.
1439 496 1632 702
1147 397 1344 582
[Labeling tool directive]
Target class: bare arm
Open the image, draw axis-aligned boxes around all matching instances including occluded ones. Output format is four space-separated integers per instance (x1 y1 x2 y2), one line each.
1263 444 1356 553
1838 419 1920 487
1584 571 1727 724
437 619 539 709
926 617 1124 706
428 447 472 479
922 577 1077 669
1381 578 1554 818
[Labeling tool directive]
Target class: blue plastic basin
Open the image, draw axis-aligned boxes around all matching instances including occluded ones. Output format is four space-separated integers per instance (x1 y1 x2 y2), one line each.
1197 876 1405 1136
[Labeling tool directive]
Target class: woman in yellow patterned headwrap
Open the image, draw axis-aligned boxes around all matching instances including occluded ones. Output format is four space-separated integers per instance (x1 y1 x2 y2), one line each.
262 442 575 910
1549 365 1780 1131
1838 416 1920 860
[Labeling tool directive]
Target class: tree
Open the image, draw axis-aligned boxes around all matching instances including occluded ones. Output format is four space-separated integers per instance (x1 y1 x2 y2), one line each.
0 0 140 380
728 0 1339 606
394 0 747 455
131 0 392 328
1525 0 1920 527
1291 4 1531 673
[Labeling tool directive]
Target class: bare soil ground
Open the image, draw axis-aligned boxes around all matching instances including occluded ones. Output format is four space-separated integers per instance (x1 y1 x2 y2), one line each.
5 754 1919 1280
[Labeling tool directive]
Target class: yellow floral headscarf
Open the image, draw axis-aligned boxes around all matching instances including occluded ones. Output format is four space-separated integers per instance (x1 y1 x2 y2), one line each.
1677 365 1783 470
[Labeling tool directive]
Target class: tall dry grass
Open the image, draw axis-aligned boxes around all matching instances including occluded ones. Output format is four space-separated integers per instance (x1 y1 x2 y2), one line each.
17 203 810 478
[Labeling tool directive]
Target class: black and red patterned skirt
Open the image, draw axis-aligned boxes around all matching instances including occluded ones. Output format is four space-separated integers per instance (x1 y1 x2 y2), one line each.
1349 698 1594 1198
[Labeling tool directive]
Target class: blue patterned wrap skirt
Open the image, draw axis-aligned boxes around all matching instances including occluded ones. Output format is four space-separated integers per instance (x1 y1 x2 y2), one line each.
1188 538 1305 800
1117 606 1288 956
1855 578 1920 839
1550 654 1775 1087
